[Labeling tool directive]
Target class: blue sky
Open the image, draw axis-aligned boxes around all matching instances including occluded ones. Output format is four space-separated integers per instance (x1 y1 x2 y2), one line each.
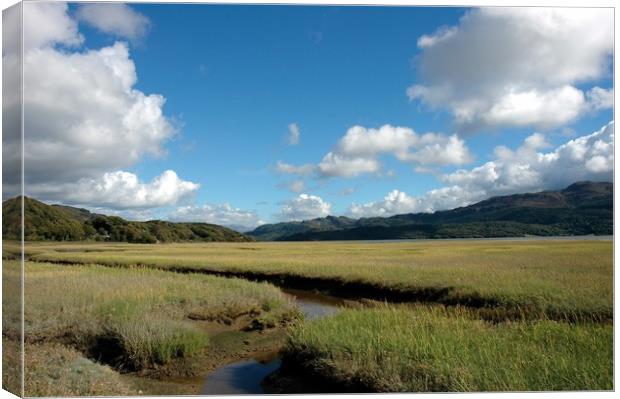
128 5 467 211
5 2 614 230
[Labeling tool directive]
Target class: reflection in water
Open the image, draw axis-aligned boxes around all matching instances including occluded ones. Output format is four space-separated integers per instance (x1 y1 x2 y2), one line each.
282 288 346 320
201 355 281 395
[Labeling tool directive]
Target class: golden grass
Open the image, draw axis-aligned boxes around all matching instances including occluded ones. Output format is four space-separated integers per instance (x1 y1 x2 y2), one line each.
17 239 613 320
1 238 613 394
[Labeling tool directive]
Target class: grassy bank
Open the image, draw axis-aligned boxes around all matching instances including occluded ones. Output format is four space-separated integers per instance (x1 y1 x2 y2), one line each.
3 339 136 397
18 239 613 321
2 260 298 396
282 306 613 392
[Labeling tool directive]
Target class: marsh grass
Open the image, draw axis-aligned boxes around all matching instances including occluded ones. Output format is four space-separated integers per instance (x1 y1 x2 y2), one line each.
284 305 613 392
2 339 136 397
20 239 613 321
2 260 297 371
2 239 613 394
104 317 208 369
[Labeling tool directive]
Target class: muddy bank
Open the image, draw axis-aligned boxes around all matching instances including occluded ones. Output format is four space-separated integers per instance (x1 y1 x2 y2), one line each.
104 285 357 395
196 288 359 395
262 355 376 394
123 328 289 395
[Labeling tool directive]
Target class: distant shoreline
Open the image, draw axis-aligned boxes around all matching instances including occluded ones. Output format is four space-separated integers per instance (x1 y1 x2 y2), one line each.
272 235 614 244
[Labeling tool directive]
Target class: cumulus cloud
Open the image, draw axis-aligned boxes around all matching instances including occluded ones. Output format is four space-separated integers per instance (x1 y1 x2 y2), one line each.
278 194 331 221
336 125 417 156
318 152 381 178
350 122 614 217
287 123 301 145
350 190 422 218
22 41 175 186
443 122 613 194
169 203 264 232
1 2 199 209
28 170 199 210
23 2 83 50
318 125 472 178
274 125 472 180
76 3 150 42
408 8 613 130
275 161 315 176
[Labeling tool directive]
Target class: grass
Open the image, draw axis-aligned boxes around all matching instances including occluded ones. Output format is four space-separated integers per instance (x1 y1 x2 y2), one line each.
283 305 613 392
16 239 613 321
2 259 298 394
2 239 613 393
3 339 136 397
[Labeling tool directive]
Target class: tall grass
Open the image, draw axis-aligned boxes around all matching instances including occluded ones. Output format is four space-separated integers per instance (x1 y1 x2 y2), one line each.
2 339 135 397
284 306 613 392
20 239 613 320
109 317 207 368
2 260 297 369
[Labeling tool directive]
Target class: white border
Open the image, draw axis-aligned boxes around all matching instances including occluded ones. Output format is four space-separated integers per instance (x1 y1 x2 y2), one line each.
0 2 616 399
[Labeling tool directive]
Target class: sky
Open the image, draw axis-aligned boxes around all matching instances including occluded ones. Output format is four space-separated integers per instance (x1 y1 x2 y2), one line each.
1 2 614 231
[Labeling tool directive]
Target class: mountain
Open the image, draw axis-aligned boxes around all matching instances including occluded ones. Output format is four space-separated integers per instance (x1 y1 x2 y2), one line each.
2 197 253 243
248 215 358 241
248 182 613 241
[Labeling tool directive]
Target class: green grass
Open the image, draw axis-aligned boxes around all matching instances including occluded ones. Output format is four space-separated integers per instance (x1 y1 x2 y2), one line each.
17 239 613 320
284 306 613 392
2 260 297 371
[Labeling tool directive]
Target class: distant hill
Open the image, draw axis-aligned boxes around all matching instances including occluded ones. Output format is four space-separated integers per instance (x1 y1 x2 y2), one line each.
2 197 253 243
248 182 613 241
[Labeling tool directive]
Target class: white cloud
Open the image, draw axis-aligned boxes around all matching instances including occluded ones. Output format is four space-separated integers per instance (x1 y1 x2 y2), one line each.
275 161 315 176
442 121 614 195
350 122 614 218
169 203 264 231
417 26 457 49
76 3 150 42
22 41 174 185
318 125 472 178
350 190 422 218
586 87 614 111
336 125 417 157
408 8 613 130
29 170 199 210
479 86 586 129
287 123 300 145
396 133 472 165
274 125 472 180
278 194 331 221
23 2 83 50
318 152 381 178
1 2 198 210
